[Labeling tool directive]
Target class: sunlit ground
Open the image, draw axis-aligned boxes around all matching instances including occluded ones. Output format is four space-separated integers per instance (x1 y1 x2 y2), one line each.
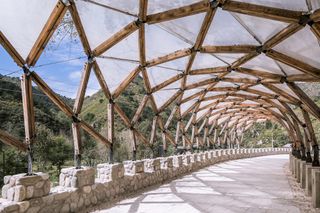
94 155 300 213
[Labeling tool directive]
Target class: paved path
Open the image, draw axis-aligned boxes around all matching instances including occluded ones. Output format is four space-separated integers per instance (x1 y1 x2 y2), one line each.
95 155 300 213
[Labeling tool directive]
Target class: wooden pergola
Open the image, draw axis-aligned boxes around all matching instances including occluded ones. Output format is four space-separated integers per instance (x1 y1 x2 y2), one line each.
1 0 320 173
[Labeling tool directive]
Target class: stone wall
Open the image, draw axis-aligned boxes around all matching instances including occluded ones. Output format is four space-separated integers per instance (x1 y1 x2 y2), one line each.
289 153 320 208
0 148 289 213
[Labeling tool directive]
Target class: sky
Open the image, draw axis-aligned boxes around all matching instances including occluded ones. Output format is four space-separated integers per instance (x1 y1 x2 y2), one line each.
0 35 102 99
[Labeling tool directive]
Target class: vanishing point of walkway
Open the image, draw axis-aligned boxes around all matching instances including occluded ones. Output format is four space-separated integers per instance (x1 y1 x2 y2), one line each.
95 155 299 213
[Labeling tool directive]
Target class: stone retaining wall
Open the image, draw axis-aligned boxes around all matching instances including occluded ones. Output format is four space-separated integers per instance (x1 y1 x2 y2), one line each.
0 148 289 213
289 153 320 208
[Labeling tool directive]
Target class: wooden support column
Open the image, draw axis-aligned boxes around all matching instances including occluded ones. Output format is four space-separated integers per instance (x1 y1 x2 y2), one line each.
21 72 35 175
303 128 313 163
130 129 137 160
302 108 319 166
73 62 92 168
72 122 82 168
107 101 115 163
175 121 181 152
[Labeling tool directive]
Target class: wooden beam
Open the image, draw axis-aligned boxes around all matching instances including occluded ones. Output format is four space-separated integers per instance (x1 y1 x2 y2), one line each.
31 71 73 117
149 116 158 144
311 22 320 41
263 23 303 50
146 1 210 24
27 1 67 66
146 48 191 67
131 95 149 125
72 122 82 163
80 120 111 146
200 45 257 53
93 62 112 99
236 67 283 80
112 66 141 99
93 21 139 56
151 74 184 93
74 62 92 114
222 0 303 23
189 66 228 75
301 108 318 146
158 90 182 113
266 50 320 79
0 31 25 66
287 82 320 121
69 0 92 55
231 52 259 68
107 102 115 144
21 73 36 144
139 0 148 22
0 130 27 152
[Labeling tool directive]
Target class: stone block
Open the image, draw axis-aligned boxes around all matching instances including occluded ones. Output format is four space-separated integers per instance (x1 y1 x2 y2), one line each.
173 156 183 167
182 155 191 166
306 163 314 196
295 159 301 183
59 167 95 188
97 163 124 182
1 172 50 202
300 161 307 189
312 168 320 208
144 159 161 173
160 157 173 169
123 160 144 175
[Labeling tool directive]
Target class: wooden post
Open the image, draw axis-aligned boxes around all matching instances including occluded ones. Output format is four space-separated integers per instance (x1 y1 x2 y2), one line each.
21 72 35 175
72 122 82 168
130 129 137 160
302 108 319 166
107 101 115 163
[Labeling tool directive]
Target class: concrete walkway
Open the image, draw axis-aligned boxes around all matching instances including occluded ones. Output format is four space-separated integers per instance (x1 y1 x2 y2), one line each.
95 155 300 213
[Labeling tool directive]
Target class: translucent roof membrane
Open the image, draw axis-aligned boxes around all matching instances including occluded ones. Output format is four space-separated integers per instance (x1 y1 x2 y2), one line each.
274 84 299 99
76 0 135 50
274 26 320 69
225 71 258 80
242 54 285 75
158 13 206 45
152 80 180 108
96 57 137 93
147 66 181 88
277 62 304 76
0 0 57 59
186 74 216 86
192 53 227 69
181 99 197 114
232 13 288 43
196 109 208 120
214 53 246 65
92 0 139 16
182 88 203 100
199 100 215 109
232 0 308 11
147 0 200 14
250 85 276 94
204 9 259 46
145 24 191 60
101 31 139 61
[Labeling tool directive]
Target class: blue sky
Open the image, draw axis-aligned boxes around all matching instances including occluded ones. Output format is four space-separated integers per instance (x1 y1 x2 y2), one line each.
0 38 101 99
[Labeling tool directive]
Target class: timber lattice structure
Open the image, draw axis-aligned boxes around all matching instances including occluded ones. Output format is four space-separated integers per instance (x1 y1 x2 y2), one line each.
1 0 320 170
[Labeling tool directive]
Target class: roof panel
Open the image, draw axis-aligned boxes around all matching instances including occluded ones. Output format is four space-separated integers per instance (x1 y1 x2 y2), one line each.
0 0 58 59
232 0 308 11
274 26 320 69
203 9 260 46
76 0 135 50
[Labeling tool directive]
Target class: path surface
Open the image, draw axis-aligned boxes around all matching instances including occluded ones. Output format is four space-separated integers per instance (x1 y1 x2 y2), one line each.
94 155 300 213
